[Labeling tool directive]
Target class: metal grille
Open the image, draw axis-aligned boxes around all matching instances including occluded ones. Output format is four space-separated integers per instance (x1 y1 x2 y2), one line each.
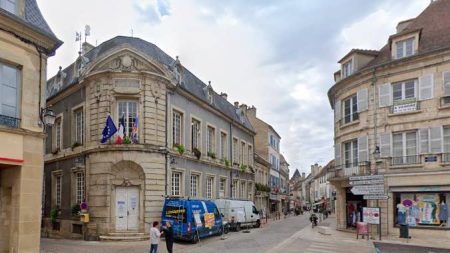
0 114 20 128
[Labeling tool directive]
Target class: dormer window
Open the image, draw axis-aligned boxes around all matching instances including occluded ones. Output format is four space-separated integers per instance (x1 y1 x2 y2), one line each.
1 0 17 14
207 89 213 104
342 59 353 78
396 37 415 59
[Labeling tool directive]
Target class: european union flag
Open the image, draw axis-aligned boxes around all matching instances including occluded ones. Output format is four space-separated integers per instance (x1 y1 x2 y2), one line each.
100 115 117 144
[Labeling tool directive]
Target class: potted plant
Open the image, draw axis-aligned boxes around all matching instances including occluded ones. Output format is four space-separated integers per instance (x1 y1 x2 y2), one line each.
71 204 81 218
240 164 247 173
174 144 185 155
192 148 201 160
207 152 216 159
122 136 132 144
50 208 59 230
224 159 230 167
71 142 81 150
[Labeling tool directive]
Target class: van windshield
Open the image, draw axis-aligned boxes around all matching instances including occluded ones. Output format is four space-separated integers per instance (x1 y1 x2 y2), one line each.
164 206 187 223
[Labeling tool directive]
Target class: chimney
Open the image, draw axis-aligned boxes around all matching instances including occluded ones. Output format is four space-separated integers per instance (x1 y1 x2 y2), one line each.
82 42 95 55
396 18 415 33
234 101 239 108
247 105 257 118
220 92 228 100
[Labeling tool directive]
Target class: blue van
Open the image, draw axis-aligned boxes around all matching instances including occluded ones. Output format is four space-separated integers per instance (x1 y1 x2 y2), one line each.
161 197 223 243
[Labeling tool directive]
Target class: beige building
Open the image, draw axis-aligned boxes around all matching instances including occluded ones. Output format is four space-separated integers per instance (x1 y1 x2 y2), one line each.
254 153 270 213
328 0 450 238
0 0 62 252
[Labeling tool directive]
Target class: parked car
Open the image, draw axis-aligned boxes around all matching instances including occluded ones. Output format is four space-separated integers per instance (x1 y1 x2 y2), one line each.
161 197 223 243
213 199 261 231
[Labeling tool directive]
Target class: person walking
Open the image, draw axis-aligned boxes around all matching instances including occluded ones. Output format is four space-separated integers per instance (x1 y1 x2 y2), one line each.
162 221 174 253
150 221 162 253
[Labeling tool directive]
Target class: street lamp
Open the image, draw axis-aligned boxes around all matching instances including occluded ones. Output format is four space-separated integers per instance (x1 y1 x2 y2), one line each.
373 146 380 160
40 107 56 131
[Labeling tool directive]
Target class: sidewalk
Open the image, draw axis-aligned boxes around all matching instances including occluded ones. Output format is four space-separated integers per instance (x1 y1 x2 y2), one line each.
267 214 376 253
373 229 450 250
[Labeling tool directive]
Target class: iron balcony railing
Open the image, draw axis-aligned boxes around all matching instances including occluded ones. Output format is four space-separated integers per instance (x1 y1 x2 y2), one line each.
391 155 421 166
442 153 450 163
0 114 20 128
332 161 370 178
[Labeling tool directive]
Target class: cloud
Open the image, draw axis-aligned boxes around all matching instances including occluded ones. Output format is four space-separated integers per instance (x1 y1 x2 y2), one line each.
39 0 428 177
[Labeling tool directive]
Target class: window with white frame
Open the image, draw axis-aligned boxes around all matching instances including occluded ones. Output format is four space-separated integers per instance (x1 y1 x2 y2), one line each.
219 178 226 197
248 145 253 167
220 132 227 159
190 174 199 198
392 131 418 165
248 182 253 200
172 110 183 146
0 62 20 121
207 126 215 154
74 108 84 144
232 180 238 198
118 101 138 138
191 119 201 150
206 176 214 199
55 117 62 150
396 37 415 59
393 80 416 102
342 59 353 78
75 172 85 204
55 174 62 208
343 139 358 168
443 127 450 162
343 94 358 124
240 181 246 198
233 138 239 164
171 172 181 196
0 0 17 14
241 141 246 165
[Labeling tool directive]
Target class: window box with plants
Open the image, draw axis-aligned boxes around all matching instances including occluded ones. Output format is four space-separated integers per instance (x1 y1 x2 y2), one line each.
240 164 247 173
221 159 231 168
207 152 216 159
173 144 185 155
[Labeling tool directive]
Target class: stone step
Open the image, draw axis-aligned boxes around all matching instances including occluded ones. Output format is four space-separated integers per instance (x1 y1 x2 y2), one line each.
99 232 150 242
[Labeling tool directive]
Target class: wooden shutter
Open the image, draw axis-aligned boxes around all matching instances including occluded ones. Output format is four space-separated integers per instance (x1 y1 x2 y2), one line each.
334 100 341 123
379 83 392 107
419 128 429 154
357 88 368 112
335 142 341 167
358 136 368 162
444 72 450 96
430 127 442 154
379 132 391 157
418 74 433 100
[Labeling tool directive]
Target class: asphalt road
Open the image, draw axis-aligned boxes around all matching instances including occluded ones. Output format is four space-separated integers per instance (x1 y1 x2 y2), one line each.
374 242 450 253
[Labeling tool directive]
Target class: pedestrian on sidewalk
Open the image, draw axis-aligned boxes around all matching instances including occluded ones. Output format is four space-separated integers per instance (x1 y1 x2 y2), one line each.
150 221 163 253
162 221 174 253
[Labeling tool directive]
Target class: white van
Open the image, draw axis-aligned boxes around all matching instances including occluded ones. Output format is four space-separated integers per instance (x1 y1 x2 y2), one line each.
214 199 261 231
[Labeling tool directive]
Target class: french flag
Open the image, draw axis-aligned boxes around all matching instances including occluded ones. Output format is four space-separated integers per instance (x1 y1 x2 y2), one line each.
117 114 125 144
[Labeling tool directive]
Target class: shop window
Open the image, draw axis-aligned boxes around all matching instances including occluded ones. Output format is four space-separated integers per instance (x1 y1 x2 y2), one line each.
394 192 449 228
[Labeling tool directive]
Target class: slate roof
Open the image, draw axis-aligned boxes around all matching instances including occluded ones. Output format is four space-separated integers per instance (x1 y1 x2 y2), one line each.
338 49 379 63
47 36 255 132
363 0 450 69
0 0 61 53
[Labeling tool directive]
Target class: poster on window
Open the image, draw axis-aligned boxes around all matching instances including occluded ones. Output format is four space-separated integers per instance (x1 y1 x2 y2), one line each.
193 212 203 227
204 213 215 228
398 193 441 226
392 98 417 114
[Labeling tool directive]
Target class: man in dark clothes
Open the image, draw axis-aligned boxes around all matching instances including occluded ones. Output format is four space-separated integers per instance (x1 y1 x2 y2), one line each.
162 221 174 253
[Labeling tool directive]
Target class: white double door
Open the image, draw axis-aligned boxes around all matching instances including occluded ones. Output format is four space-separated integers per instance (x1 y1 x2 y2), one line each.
115 186 139 231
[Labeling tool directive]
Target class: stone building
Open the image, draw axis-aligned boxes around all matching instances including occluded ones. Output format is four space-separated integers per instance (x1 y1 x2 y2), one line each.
0 0 62 251
279 154 290 212
289 169 306 209
42 36 255 240
254 153 270 213
328 0 450 237
246 105 283 214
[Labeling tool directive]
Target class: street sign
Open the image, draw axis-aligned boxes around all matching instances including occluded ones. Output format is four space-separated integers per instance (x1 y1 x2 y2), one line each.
351 188 385 195
349 175 384 181
352 184 384 190
363 207 380 224
349 179 384 185
363 195 389 200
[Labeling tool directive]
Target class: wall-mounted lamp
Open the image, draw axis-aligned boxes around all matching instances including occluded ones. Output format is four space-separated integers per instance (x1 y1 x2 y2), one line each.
373 146 380 160
40 107 56 132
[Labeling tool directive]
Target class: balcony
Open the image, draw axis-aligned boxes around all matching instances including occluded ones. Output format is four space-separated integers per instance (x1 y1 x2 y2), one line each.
334 161 370 178
390 155 421 166
0 114 20 128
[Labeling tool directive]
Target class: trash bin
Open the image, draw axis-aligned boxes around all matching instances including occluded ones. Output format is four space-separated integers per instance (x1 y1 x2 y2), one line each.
399 224 409 239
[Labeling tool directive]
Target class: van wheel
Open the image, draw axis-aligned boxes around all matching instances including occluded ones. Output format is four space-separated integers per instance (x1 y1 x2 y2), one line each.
192 234 199 244
255 220 261 228
235 223 241 232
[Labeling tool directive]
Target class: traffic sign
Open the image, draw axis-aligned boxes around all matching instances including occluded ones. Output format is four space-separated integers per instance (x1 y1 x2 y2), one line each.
363 195 389 200
349 179 384 185
351 188 385 195
352 184 384 190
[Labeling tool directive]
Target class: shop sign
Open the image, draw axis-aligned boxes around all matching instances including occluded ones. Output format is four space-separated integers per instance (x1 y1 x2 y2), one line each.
392 98 417 114
363 207 380 224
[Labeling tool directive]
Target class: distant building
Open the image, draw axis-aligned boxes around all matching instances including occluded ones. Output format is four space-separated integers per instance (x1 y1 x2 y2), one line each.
0 0 62 251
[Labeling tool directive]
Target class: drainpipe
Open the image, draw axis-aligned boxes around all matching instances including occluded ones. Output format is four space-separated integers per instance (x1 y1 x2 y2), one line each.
165 87 170 196
371 67 378 175
229 122 233 198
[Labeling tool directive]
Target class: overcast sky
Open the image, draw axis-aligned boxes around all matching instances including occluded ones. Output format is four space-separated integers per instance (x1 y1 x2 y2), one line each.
39 0 429 177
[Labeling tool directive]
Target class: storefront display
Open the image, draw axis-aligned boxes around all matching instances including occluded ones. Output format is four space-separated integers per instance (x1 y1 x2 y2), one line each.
394 192 450 227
